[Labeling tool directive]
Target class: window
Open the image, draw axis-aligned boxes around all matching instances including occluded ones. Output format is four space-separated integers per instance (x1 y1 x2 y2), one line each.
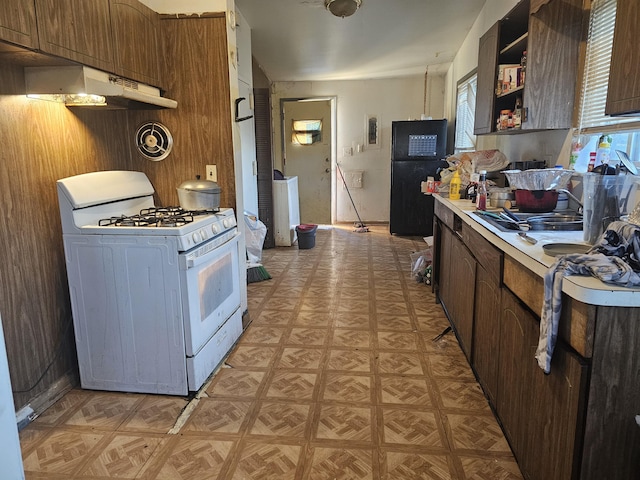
291 119 322 145
575 0 640 167
454 72 477 154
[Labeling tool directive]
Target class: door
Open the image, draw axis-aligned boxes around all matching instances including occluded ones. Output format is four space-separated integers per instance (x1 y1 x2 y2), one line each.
239 80 259 216
283 99 332 224
180 234 241 357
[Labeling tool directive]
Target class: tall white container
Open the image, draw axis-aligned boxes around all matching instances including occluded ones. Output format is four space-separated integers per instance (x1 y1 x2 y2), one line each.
273 176 300 246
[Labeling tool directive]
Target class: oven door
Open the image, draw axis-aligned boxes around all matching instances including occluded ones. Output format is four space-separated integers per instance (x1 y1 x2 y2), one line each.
180 232 241 356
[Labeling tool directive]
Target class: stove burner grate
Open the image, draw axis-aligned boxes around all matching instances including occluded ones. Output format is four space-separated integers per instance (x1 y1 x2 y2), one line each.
99 206 219 228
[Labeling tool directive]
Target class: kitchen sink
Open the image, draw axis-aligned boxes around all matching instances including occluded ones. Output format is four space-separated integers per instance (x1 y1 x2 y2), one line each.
473 210 583 232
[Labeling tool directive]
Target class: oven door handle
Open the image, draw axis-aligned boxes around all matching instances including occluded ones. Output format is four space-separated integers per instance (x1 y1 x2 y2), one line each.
183 231 240 269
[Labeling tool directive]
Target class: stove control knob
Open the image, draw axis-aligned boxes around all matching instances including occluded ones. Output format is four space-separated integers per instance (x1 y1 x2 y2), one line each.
223 218 233 228
200 229 207 240
192 232 201 243
211 224 220 235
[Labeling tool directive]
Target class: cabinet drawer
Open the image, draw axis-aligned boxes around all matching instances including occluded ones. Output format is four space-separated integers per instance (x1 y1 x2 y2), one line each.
503 255 595 358
461 224 502 284
434 199 454 230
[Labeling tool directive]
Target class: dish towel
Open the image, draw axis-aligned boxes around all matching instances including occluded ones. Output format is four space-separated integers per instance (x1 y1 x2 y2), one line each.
536 221 640 373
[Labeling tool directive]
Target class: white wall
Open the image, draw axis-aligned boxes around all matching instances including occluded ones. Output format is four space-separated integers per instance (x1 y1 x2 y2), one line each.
271 75 445 223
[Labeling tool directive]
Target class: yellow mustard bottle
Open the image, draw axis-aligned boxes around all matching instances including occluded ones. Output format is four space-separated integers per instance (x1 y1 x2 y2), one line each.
449 169 461 200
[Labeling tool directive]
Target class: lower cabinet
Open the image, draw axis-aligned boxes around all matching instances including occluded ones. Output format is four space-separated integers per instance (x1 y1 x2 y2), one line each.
450 238 475 360
435 222 475 361
498 289 587 480
435 206 590 480
472 263 501 404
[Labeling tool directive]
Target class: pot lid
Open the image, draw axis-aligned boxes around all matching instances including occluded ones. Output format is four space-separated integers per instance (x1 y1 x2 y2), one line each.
615 150 638 175
178 175 220 193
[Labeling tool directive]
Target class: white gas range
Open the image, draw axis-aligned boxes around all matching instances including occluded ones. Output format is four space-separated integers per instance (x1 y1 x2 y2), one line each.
57 170 243 395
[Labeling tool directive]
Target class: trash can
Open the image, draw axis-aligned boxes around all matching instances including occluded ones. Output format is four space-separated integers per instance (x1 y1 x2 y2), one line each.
295 224 317 249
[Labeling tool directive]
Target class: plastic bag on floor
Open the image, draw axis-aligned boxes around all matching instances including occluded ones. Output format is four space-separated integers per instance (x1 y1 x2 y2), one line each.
410 249 433 284
244 212 267 264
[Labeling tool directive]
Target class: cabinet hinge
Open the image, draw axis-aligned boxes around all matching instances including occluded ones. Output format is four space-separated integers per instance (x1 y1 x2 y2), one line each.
523 107 528 123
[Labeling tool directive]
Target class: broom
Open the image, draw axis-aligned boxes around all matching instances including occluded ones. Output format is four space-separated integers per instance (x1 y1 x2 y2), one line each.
337 163 369 233
247 263 271 283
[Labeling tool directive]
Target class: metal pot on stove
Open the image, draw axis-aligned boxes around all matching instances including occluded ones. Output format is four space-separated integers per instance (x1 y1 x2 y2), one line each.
514 189 558 213
177 175 221 210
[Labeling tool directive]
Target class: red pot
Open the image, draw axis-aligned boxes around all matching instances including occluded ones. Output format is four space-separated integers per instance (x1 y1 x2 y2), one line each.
514 189 559 213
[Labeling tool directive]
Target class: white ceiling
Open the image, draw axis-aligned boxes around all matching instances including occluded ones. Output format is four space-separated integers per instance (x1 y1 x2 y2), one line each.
234 0 487 82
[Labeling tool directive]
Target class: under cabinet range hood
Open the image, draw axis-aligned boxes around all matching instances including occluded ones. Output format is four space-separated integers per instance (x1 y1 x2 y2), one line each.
24 66 177 110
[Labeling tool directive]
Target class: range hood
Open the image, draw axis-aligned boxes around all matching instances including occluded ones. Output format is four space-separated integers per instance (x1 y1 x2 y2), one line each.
24 66 177 110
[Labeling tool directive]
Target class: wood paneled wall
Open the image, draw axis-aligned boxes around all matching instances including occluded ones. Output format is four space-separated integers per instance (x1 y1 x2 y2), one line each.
0 14 235 410
140 14 235 210
0 64 132 409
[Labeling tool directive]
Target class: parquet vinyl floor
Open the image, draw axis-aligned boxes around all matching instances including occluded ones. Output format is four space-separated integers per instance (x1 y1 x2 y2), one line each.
20 225 523 479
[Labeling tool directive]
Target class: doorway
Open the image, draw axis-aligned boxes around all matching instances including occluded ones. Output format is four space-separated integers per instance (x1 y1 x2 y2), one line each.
281 98 334 225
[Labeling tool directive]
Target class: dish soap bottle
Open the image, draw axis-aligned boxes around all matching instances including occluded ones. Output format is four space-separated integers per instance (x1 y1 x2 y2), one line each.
595 134 612 167
449 169 461 200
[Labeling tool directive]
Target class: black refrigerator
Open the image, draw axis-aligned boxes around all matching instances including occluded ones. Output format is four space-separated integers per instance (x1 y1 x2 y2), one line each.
390 119 448 236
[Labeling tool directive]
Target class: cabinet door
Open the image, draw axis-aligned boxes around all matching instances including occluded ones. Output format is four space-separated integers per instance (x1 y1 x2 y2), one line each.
523 339 586 480
605 0 640 115
110 0 162 87
0 0 38 48
472 264 501 404
438 225 455 320
523 0 582 130
498 289 586 480
474 21 499 135
497 289 538 459
451 239 476 360
36 0 115 72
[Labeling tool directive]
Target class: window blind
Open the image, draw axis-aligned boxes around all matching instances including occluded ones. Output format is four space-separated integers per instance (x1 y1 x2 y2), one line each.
578 0 640 133
454 73 477 153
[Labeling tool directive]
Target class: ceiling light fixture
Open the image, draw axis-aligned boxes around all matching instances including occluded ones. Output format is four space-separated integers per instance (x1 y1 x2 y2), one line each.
325 0 361 18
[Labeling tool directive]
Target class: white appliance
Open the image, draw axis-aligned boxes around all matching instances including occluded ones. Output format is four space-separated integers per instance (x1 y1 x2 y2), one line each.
0 315 25 479
57 171 242 395
273 176 300 246
25 66 178 109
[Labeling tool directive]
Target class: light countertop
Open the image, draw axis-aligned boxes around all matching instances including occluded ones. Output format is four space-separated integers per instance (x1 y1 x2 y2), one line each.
434 195 640 307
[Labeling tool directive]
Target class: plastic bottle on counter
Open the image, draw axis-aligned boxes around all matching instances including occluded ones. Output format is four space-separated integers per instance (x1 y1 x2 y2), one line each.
449 169 461 200
595 134 612 167
476 170 488 211
588 152 596 172
569 141 581 170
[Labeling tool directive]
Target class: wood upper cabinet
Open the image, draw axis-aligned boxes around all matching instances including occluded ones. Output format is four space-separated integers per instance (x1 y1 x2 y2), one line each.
474 22 500 135
524 0 582 130
605 0 640 116
110 0 162 88
474 0 583 134
35 0 115 72
0 0 38 48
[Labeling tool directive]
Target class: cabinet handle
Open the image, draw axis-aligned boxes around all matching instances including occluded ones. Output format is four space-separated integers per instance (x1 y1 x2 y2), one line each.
234 97 253 122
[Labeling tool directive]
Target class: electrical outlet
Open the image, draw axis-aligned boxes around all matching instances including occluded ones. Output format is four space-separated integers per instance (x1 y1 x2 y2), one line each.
206 164 217 182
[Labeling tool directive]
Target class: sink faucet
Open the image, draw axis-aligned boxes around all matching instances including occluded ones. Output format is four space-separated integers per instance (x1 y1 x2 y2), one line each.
557 189 583 215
